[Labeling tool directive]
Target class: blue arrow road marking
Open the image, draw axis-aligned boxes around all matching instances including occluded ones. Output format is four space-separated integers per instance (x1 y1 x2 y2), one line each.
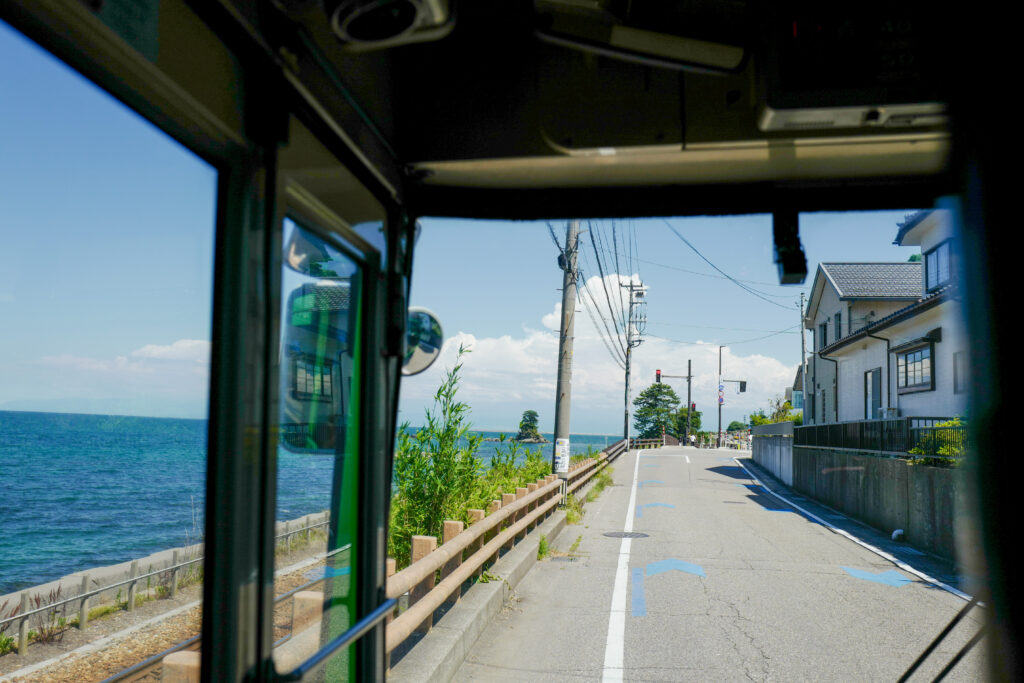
638 480 664 488
631 568 647 616
631 560 706 616
304 565 351 581
841 567 912 587
634 502 676 518
646 558 706 578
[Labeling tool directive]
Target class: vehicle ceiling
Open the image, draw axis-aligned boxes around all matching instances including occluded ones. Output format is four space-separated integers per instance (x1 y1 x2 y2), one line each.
270 0 950 218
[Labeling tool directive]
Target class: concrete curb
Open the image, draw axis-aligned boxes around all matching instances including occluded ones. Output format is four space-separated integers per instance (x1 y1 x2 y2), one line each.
388 507 568 683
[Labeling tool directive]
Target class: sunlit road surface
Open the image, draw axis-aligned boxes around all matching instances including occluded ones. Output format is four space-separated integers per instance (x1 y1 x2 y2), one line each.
453 446 986 682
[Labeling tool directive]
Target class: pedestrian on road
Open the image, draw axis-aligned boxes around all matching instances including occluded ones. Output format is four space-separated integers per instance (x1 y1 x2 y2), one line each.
689 434 696 447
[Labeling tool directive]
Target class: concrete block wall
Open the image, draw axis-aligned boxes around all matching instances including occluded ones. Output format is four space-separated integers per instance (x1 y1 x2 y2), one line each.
792 446 963 559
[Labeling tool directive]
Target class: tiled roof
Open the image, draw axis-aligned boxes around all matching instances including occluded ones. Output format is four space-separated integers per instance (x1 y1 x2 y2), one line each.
820 262 922 299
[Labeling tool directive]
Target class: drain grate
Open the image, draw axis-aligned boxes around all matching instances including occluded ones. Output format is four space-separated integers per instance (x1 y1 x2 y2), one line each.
603 531 649 538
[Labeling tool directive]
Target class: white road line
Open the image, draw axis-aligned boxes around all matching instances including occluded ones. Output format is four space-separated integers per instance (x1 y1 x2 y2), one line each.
602 449 642 682
685 455 690 464
732 457 974 602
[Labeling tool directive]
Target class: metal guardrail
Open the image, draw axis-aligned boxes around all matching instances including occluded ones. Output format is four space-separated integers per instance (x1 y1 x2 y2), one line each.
0 516 329 655
794 417 963 458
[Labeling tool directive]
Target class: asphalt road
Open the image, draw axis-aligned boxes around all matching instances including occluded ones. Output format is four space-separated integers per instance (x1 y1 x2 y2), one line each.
453 446 986 682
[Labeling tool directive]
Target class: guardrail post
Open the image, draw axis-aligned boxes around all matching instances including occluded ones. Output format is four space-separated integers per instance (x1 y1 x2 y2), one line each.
410 535 437 633
127 560 138 611
526 484 539 530
162 650 201 683
304 515 311 543
442 521 464 607
466 510 485 577
79 574 89 631
285 521 292 554
487 500 502 564
171 550 180 599
515 488 528 542
501 494 516 550
386 558 396 671
18 592 28 655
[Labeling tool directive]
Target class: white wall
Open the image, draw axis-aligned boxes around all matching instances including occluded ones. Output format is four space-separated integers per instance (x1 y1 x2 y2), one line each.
887 304 968 418
835 338 890 421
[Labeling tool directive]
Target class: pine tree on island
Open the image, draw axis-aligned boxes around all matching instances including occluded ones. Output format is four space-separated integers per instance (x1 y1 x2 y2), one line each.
515 409 548 443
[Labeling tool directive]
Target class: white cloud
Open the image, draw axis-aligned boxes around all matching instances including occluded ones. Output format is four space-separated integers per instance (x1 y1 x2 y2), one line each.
130 339 211 363
400 280 799 433
541 303 561 331
24 340 214 415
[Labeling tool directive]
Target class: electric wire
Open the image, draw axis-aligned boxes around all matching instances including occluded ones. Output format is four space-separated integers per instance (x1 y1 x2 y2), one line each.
618 251 798 294
663 219 799 309
646 323 800 347
578 284 627 370
588 224 629 350
578 248 628 364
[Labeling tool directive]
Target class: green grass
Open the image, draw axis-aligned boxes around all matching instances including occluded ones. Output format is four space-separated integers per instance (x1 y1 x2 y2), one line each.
537 534 549 560
569 535 582 554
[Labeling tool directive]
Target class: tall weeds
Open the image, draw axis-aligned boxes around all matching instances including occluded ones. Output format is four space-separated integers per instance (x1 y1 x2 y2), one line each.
388 346 552 568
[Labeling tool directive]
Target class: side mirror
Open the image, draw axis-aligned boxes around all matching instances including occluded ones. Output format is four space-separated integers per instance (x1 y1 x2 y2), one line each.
402 307 443 376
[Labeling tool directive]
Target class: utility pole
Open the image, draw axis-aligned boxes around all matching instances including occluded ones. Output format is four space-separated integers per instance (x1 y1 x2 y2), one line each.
552 220 579 479
800 292 808 422
687 359 692 442
717 345 723 448
621 280 647 447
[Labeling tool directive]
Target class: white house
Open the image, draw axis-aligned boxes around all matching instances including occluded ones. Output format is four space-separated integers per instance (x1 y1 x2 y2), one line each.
803 210 967 424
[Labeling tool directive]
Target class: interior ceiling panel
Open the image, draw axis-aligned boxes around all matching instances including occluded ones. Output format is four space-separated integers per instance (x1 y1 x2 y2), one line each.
279 0 950 203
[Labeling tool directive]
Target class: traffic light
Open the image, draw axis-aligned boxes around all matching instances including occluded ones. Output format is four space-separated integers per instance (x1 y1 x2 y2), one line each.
691 403 696 411
739 381 747 392
656 369 661 383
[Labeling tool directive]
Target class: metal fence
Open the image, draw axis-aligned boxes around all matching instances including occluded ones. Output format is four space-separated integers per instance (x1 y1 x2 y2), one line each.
0 516 329 656
794 417 966 459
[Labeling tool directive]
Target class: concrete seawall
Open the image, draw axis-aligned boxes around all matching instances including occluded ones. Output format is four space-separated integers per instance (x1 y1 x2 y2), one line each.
1 511 328 613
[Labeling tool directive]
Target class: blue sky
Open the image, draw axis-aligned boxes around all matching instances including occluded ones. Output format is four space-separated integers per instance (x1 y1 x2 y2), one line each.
1 18 922 432
403 214 919 433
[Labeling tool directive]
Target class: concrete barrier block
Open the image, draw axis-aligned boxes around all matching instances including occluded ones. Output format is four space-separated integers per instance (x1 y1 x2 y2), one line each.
161 651 200 683
292 591 323 633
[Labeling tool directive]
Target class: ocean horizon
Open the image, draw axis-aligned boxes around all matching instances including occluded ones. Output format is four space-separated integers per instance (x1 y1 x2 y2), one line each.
0 409 617 594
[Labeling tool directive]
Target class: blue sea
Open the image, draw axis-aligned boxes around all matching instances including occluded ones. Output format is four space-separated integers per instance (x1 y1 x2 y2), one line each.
0 410 615 594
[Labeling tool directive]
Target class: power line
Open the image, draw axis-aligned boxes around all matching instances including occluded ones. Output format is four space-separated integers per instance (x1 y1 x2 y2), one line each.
647 323 802 347
588 225 629 350
576 246 628 366
662 219 799 310
620 251 798 294
648 321 802 333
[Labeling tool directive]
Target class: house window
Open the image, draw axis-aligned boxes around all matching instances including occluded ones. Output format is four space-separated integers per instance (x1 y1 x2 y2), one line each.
834 312 841 342
897 344 934 393
954 351 967 394
865 367 882 419
925 241 952 292
292 356 334 402
818 321 828 350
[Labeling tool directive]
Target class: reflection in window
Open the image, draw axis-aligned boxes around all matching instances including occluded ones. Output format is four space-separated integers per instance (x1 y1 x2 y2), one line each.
274 219 362 679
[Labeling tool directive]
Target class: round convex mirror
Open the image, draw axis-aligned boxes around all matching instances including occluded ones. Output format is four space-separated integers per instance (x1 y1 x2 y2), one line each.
402 306 443 376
